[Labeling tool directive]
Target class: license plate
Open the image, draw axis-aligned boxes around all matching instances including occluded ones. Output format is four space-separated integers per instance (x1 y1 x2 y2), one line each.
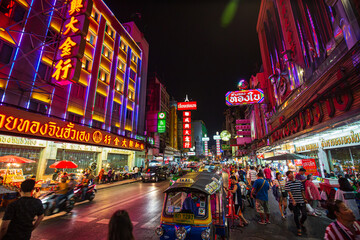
173 213 194 224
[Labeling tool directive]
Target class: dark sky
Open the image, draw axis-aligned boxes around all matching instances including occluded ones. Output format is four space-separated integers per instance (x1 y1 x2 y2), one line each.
106 0 262 137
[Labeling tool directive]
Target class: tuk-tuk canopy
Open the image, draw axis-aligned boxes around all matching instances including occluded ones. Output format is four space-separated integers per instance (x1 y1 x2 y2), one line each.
164 172 222 195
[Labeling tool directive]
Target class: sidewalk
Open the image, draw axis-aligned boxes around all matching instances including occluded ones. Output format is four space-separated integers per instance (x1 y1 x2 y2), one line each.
96 178 141 190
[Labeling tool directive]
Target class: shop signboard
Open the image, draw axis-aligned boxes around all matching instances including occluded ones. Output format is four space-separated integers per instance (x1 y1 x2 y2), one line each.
294 160 303 166
51 0 92 85
187 152 195 156
237 137 252 145
221 145 231 150
302 159 317 175
177 102 197 111
0 169 25 183
0 106 145 151
157 112 166 133
225 89 264 106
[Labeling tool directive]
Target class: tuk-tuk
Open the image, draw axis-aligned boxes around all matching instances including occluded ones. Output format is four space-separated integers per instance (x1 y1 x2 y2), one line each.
156 172 229 240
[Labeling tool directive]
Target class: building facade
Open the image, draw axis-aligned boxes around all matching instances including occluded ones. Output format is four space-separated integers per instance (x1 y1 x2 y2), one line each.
0 0 146 180
253 0 360 175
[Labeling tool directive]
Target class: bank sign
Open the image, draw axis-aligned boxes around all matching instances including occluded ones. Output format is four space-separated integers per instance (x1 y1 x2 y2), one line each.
225 89 264 106
157 112 166 133
177 101 197 111
0 106 144 151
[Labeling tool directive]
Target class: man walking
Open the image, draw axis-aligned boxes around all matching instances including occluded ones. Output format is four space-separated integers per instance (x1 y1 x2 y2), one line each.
251 172 270 224
263 164 272 185
247 166 258 208
285 171 308 236
0 179 44 240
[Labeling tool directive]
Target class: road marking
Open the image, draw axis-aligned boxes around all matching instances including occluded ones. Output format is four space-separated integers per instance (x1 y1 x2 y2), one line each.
132 221 139 226
96 219 110 224
75 217 96 222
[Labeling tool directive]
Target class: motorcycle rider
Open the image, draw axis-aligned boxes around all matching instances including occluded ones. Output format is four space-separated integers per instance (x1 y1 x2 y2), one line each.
54 176 69 212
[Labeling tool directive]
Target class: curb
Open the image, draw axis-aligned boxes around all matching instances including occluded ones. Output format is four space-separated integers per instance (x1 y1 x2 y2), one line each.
96 179 141 190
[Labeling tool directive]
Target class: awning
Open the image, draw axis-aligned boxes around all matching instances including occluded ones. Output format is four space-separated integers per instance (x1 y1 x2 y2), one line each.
263 153 313 161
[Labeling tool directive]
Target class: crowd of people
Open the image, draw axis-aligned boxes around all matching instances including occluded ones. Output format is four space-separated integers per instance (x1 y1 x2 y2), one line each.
226 164 360 238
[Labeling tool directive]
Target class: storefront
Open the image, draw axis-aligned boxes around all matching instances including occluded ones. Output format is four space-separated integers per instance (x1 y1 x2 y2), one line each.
0 106 145 181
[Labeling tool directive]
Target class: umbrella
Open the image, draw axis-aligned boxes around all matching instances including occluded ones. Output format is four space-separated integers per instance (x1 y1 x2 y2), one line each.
0 155 36 163
0 155 36 183
50 160 78 169
262 153 313 161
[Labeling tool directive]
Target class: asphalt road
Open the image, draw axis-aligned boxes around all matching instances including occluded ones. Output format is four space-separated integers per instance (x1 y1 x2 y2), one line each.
29 174 332 240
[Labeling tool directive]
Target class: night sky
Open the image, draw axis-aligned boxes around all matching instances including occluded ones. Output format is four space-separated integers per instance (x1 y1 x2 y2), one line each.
106 0 262 137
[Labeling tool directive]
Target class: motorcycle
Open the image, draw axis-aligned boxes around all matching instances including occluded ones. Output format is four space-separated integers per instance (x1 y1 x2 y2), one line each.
73 183 97 202
40 191 75 216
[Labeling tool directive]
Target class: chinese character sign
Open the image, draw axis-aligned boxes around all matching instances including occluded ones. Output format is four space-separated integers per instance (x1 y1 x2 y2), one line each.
51 0 92 85
183 112 191 148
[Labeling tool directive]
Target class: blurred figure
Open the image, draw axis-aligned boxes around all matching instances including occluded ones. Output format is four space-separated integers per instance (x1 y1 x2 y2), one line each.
108 210 134 240
273 172 287 219
98 168 105 184
324 200 360 240
335 178 360 220
305 174 321 216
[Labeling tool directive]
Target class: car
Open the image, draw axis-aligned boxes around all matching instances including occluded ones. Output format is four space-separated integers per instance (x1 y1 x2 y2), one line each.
141 166 168 182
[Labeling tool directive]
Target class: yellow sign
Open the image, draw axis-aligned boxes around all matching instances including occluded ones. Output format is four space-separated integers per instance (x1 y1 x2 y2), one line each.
173 213 194 224
176 178 194 183
0 169 25 183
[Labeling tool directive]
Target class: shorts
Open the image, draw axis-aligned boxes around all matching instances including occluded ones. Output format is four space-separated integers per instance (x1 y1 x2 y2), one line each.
255 199 270 214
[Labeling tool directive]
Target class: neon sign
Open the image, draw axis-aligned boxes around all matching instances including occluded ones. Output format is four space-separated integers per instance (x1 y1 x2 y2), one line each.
225 89 264 106
177 102 197 111
0 106 144 151
51 0 92 85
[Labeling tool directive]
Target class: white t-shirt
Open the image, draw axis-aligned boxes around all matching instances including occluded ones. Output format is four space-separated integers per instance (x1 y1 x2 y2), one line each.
134 167 139 173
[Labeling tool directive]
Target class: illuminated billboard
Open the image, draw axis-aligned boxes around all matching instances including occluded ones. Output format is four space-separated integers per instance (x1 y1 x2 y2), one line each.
177 101 197 111
225 89 264 106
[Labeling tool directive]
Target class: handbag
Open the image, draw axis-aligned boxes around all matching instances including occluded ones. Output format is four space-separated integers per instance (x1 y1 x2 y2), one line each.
272 185 280 201
306 203 314 214
252 179 265 198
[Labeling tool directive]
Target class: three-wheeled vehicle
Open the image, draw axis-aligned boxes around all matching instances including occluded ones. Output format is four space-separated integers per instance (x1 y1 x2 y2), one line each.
156 172 229 240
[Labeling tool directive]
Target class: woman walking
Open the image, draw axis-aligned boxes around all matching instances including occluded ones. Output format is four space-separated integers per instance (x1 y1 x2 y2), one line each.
108 210 134 240
305 174 321 216
273 172 288 219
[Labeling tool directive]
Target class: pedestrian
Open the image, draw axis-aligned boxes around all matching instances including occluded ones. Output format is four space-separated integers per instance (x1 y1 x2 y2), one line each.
99 168 105 184
324 200 360 240
225 176 249 227
295 168 307 186
0 179 44 240
238 166 246 183
134 166 139 179
335 178 360 220
108 210 134 240
272 172 288 219
285 170 308 236
305 174 321 216
107 168 113 183
324 170 331 178
247 166 257 208
251 172 270 225
264 164 272 185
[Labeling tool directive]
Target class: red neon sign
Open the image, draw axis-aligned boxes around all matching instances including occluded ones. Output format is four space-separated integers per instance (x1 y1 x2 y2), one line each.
177 101 197 111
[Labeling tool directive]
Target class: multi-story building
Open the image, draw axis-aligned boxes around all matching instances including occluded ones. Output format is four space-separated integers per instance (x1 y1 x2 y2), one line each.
255 0 360 175
192 120 207 157
0 0 147 180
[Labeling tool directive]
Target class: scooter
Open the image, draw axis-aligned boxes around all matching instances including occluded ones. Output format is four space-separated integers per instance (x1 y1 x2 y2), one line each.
39 191 75 216
73 183 97 202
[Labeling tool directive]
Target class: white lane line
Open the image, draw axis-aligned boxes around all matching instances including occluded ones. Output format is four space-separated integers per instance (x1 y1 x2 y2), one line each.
140 215 159 229
96 219 110 224
75 217 97 222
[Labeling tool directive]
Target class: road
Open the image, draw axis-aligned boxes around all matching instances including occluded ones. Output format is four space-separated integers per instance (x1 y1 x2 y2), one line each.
30 176 332 240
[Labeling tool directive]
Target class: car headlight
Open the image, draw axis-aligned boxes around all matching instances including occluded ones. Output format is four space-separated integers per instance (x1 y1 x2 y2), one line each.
201 228 211 240
175 226 186 240
155 226 164 236
151 173 155 175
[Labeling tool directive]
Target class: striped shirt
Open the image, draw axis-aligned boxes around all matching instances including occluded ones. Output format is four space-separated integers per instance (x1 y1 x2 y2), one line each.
285 180 305 204
324 220 360 240
247 170 257 182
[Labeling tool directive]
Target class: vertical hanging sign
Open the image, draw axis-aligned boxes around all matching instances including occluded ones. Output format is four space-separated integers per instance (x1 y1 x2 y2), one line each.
183 111 191 148
51 0 92 85
157 112 166 133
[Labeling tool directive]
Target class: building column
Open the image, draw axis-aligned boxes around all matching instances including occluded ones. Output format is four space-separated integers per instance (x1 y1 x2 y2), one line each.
318 148 330 177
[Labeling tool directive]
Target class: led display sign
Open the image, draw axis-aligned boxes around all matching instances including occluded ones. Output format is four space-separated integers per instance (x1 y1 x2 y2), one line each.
225 89 264 106
0 106 144 151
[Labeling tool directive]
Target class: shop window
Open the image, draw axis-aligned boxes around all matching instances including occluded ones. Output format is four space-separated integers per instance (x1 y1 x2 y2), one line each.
126 110 132 121
37 62 51 82
128 90 135 101
0 0 26 23
102 44 112 60
98 68 109 84
0 40 14 65
95 93 106 108
129 69 136 80
28 100 48 114
82 57 92 72
70 83 86 99
56 149 96 173
106 153 128 170
117 59 125 71
115 80 123 93
0 146 40 176
92 119 102 129
67 113 82 124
